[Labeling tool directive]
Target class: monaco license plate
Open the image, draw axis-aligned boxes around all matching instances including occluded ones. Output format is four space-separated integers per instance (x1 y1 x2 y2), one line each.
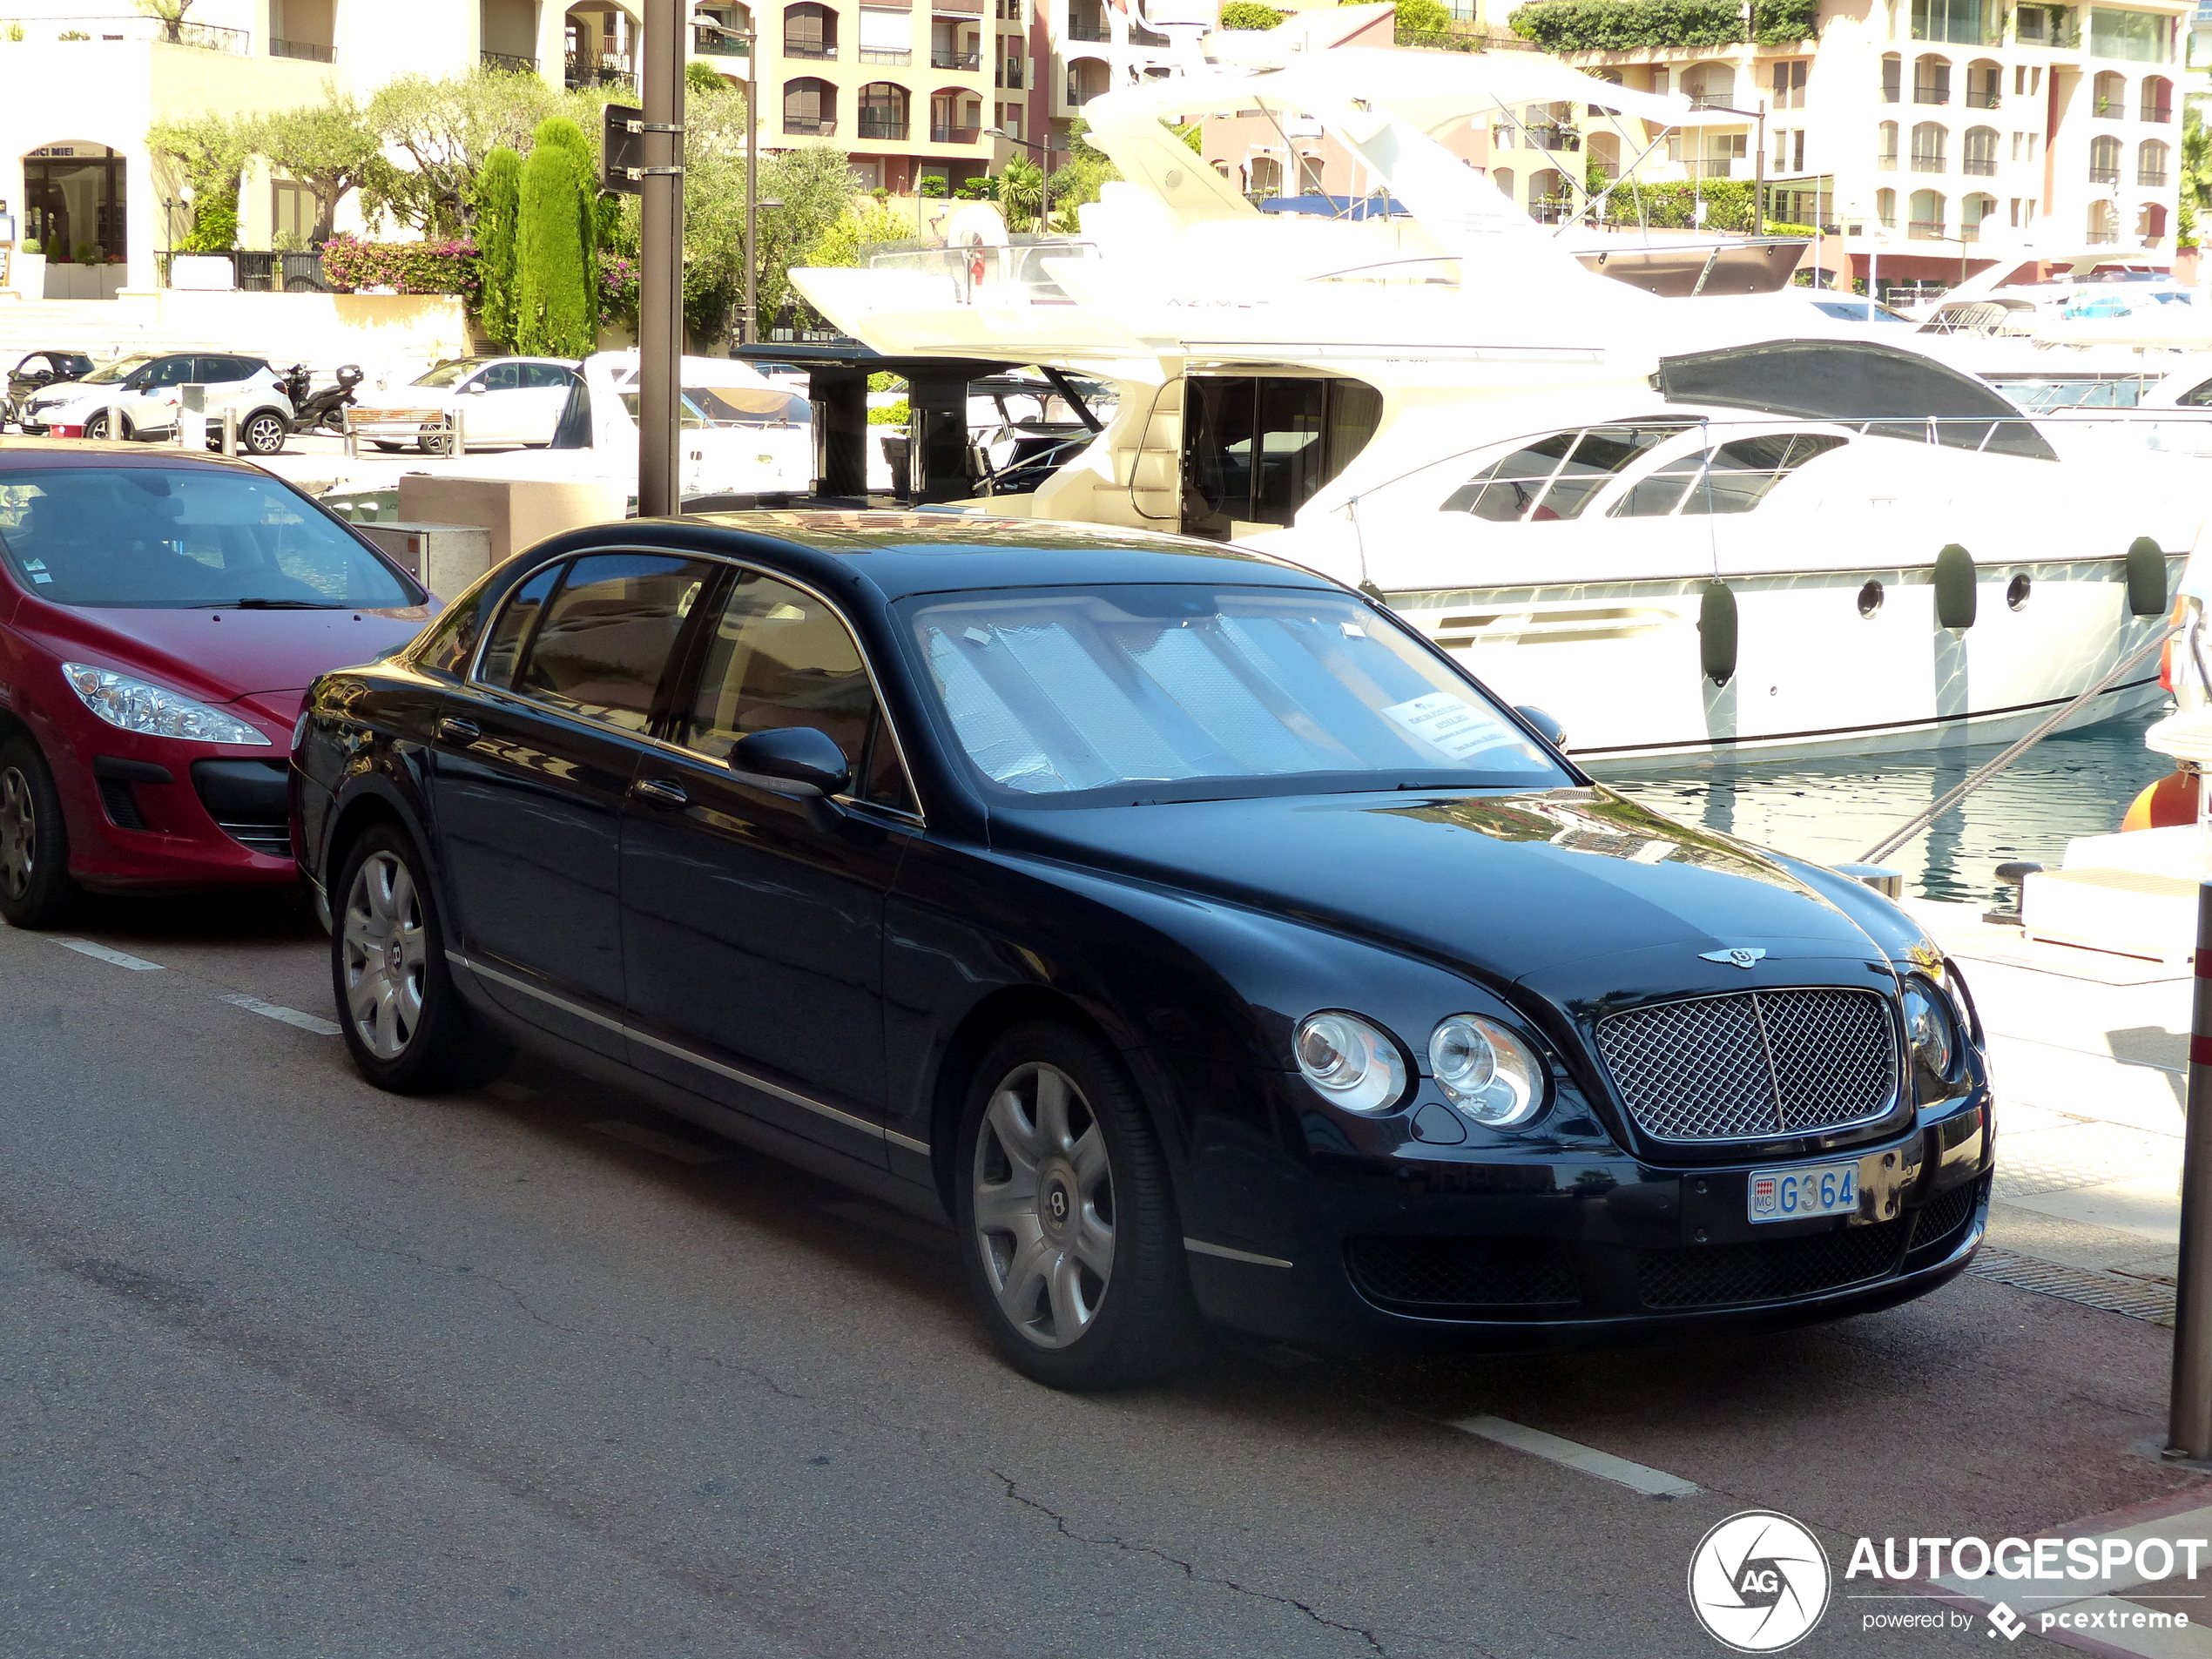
1748 1162 1859 1224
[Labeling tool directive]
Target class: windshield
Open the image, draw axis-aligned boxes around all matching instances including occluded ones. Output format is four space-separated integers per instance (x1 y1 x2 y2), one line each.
905 584 1568 804
412 360 476 388
618 387 808 428
0 467 422 609
79 354 156 387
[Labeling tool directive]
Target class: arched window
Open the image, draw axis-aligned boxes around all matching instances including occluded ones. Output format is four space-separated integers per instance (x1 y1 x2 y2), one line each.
1911 121 1948 171
1962 126 1998 174
2140 138 2171 186
1878 121 1900 168
1960 192 1995 240
2089 133 2123 183
1913 55 1951 104
1682 61 1735 107
857 82 910 138
1881 52 1902 102
928 88 981 141
2140 202 2169 243
1064 57 1109 107
1908 188 1945 238
2088 199 2119 243
2141 76 2174 123
781 77 835 134
1246 154 1282 197
1298 152 1325 193
783 3 835 56
1877 186 1897 226
1965 58 2001 107
2093 71 2126 117
1528 166 1568 222
1493 166 1516 204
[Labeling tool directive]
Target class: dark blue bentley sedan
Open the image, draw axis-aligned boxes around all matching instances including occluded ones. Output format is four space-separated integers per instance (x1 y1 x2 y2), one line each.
293 511 1992 1389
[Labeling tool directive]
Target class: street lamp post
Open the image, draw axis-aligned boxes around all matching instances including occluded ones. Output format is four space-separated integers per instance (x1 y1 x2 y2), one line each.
741 13 760 344
638 0 685 518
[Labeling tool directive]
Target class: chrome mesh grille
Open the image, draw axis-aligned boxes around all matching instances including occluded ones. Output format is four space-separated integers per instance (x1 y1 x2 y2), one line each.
1596 988 1898 1144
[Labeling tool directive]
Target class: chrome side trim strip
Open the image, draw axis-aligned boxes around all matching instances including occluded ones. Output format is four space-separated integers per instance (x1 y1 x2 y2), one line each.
446 949 930 1155
1184 1237 1293 1269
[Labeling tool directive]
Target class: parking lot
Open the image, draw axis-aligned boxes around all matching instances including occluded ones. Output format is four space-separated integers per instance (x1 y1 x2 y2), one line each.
3 892 2202 1659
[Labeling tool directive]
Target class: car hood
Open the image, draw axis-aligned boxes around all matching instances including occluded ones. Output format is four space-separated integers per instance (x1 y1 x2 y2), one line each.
24 603 431 730
993 786 1890 995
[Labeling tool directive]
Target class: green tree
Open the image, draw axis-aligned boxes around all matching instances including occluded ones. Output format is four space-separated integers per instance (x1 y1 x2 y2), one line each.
2182 105 2211 250
366 70 616 236
1042 119 1119 232
146 111 252 251
251 88 389 245
1392 0 1453 33
1218 1 1286 26
514 118 596 356
995 155 1044 232
687 58 732 96
134 0 194 44
473 146 524 347
808 196 915 266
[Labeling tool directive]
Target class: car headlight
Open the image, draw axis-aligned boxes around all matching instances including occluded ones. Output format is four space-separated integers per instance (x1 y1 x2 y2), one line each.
1294 1010 1408 1115
1429 1014 1547 1126
62 663 272 745
1900 976 1958 1096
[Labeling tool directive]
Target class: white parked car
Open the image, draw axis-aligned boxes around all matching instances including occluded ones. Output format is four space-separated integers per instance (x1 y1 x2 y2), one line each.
17 351 295 455
350 355 581 453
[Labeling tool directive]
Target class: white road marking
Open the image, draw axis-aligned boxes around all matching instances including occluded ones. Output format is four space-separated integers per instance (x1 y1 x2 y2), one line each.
1449 1414 1702 1499
586 1120 725 1165
219 994 341 1036
52 938 163 971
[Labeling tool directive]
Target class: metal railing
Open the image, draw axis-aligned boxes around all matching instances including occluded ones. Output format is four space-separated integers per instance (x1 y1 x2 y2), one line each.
783 39 836 56
2094 96 2124 116
996 63 1023 87
2145 102 2175 122
857 113 910 138
481 48 536 71
695 30 748 55
1962 155 1997 174
234 251 329 293
565 57 633 87
2090 163 2123 183
1966 87 2000 107
2142 165 2172 185
782 115 836 134
2087 228 2120 244
1907 218 1946 239
1912 84 1949 104
859 45 909 63
930 123 981 143
1066 18 1108 39
932 47 980 67
1878 151 1899 170
273 36 334 61
0 14 246 50
1911 152 1946 171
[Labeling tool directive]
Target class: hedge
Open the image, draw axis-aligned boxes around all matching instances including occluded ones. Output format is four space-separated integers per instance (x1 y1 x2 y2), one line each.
320 235 480 297
1508 0 1818 51
1601 178 1757 230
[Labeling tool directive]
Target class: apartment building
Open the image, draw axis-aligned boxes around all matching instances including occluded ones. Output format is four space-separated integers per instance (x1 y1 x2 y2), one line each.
1536 0 2189 293
0 0 995 301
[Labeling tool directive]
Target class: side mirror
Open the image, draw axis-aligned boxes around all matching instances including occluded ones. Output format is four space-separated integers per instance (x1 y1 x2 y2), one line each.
1516 705 1569 752
728 726 851 799
459 381 487 395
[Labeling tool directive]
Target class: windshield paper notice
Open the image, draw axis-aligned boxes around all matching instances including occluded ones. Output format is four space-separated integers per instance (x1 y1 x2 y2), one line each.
1379 691 1500 762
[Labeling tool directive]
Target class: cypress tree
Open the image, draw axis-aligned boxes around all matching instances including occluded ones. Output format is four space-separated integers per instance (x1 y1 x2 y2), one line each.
473 146 523 350
513 119 594 359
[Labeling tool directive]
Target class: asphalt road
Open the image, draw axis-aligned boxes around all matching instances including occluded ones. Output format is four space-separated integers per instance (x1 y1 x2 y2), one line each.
1 892 2202 1658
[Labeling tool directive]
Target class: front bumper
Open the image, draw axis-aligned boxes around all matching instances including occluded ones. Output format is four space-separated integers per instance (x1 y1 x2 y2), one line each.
1179 1098 1993 1351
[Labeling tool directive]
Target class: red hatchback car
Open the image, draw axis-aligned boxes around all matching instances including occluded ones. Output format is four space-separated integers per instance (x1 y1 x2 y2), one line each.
0 441 431 927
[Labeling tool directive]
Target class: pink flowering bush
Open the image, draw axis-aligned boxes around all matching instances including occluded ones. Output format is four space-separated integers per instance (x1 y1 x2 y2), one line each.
320 235 481 300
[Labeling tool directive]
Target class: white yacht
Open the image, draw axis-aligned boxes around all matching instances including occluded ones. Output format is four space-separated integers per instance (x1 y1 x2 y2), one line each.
791 42 2202 765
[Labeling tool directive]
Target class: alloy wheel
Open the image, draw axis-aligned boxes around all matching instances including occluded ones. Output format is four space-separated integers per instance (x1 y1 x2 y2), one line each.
245 413 287 454
0 765 36 900
970 1062 1116 1349
340 850 428 1060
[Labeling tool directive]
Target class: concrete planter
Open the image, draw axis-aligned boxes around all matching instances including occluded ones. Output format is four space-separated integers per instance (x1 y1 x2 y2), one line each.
5 252 44 297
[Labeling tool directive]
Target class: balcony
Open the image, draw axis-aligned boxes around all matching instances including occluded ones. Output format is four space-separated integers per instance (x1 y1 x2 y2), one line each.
694 28 748 56
566 56 634 89
2089 163 2122 183
859 45 911 62
858 113 911 138
1067 19 1109 39
2094 96 2123 116
1522 124 1581 152
1910 154 1947 172
2144 103 2174 122
481 48 535 72
932 47 981 68
2141 165 2170 185
1907 219 1946 239
1959 223 1980 242
0 14 246 49
1912 87 1948 105
783 115 836 135
784 39 836 56
1878 151 1899 170
1965 87 1999 107
931 123 982 142
1529 200 1576 224
1962 156 1997 174
1686 94 1739 110
2087 228 2119 243
996 64 1023 87
273 37 335 61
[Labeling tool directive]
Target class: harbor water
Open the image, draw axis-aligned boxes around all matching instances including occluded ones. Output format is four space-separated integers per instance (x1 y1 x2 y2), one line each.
1598 706 2176 907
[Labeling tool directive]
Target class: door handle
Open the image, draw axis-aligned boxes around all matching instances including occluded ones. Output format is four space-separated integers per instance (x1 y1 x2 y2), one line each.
631 777 690 810
436 716 481 745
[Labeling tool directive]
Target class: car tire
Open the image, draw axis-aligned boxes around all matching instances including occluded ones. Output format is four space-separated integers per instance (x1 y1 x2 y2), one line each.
954 1021 1199 1390
82 410 121 442
371 440 404 454
330 823 506 1093
0 734 79 930
240 410 288 455
417 430 454 457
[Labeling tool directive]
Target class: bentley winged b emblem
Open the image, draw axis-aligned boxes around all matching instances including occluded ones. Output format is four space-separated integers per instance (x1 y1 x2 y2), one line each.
1699 947 1768 969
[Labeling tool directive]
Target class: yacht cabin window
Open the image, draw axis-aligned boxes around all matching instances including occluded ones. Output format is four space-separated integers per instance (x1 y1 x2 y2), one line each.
1608 433 1847 517
1440 424 1691 522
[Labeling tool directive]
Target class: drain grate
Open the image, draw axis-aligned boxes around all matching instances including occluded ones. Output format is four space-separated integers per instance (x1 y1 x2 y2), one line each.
1967 1247 2177 1325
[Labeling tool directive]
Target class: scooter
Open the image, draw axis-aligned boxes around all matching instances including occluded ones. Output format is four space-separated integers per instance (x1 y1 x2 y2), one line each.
279 363 363 435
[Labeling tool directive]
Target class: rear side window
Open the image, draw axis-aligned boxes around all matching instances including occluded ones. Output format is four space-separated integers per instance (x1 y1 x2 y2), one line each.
1443 424 1689 522
511 553 715 732
523 362 577 389
684 571 878 765
475 363 523 392
1610 433 1846 517
2176 378 2212 408
477 563 563 686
